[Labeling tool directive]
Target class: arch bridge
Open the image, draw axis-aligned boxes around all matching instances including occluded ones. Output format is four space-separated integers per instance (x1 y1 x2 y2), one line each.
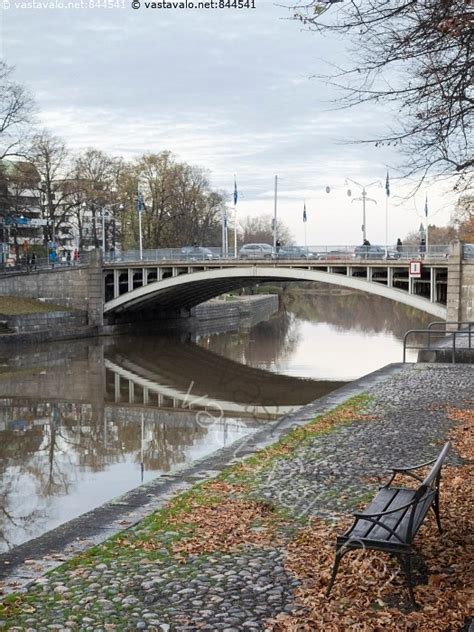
103 254 462 322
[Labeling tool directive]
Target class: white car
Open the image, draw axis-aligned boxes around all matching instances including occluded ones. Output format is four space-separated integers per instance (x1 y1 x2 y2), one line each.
238 243 275 259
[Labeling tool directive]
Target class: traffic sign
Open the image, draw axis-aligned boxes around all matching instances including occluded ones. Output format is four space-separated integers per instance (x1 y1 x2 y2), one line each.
409 260 422 278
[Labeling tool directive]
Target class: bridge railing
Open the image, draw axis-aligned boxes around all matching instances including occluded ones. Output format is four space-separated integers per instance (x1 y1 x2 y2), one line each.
0 251 92 275
104 244 453 264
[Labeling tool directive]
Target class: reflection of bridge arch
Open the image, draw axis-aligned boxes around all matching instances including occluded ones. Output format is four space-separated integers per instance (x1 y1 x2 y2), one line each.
104 337 345 419
105 359 294 418
104 266 447 319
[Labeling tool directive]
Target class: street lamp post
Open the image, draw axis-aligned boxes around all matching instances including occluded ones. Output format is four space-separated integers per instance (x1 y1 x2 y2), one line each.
273 175 278 250
101 210 108 254
136 192 145 260
346 178 380 243
101 203 124 258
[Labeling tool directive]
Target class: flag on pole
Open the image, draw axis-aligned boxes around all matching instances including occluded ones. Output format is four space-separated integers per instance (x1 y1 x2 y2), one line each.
424 195 428 218
303 202 307 223
136 191 145 212
233 178 238 206
385 171 390 197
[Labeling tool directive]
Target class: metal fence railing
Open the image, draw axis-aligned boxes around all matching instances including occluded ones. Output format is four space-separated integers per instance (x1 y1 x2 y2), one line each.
1 243 472 271
104 244 459 264
403 321 474 363
0 252 91 276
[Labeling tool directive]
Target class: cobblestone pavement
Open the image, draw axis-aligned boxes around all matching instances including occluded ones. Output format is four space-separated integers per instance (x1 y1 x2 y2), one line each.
1 363 472 631
254 364 471 519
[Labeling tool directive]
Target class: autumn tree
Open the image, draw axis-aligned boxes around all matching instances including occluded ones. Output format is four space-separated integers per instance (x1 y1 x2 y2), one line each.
451 194 474 241
119 152 225 250
403 224 457 245
292 1 473 191
240 215 294 246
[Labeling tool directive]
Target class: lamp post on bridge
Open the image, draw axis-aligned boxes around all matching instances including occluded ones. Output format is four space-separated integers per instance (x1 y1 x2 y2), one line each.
101 202 124 259
136 191 145 261
345 178 380 244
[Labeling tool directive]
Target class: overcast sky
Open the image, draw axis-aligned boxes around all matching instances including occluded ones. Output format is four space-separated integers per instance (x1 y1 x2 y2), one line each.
0 2 456 245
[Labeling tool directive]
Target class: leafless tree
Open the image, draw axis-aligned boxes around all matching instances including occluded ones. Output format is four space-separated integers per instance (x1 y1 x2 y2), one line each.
28 130 77 246
292 1 473 191
0 61 35 159
240 214 294 246
72 148 124 249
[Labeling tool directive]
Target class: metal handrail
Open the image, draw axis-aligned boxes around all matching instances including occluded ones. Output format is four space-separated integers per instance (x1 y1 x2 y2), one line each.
426 321 474 351
403 322 474 363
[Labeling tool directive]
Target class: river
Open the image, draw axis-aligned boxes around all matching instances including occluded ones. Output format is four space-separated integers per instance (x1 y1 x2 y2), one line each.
0 290 432 551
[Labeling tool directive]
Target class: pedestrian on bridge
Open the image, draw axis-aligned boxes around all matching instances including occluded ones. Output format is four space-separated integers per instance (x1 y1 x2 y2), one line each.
49 249 57 269
419 238 426 258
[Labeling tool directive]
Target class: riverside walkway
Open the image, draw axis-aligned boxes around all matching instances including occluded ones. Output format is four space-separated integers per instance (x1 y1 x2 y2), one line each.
0 363 472 631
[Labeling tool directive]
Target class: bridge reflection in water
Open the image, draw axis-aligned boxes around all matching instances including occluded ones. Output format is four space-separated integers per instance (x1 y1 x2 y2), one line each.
104 335 344 418
0 332 343 552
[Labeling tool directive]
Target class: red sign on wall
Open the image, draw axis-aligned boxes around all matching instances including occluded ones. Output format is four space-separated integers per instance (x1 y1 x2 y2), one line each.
409 260 422 278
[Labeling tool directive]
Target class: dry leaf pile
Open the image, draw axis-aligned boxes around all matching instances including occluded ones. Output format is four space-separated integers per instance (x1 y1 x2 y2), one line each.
268 407 474 631
168 482 285 558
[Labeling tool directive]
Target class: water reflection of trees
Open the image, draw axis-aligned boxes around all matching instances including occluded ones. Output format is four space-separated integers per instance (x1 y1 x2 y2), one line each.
281 288 434 340
199 307 301 370
0 399 208 551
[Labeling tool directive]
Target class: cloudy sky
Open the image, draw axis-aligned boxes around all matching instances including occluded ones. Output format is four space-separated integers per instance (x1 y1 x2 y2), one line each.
0 2 456 245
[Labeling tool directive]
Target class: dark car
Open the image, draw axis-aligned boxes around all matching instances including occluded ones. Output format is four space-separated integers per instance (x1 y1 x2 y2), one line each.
277 246 314 259
180 246 215 260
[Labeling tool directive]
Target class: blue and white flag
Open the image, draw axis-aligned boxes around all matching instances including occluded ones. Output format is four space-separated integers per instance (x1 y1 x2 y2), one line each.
303 202 307 223
233 178 238 206
424 195 428 218
385 171 390 197
136 191 145 212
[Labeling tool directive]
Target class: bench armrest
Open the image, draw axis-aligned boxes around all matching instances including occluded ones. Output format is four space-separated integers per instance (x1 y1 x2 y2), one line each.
392 456 438 472
384 456 440 487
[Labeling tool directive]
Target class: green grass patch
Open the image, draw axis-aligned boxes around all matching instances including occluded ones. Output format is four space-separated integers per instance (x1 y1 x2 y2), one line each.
0 296 77 315
220 393 374 482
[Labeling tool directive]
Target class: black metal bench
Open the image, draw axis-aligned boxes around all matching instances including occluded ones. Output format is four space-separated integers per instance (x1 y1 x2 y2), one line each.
326 442 450 606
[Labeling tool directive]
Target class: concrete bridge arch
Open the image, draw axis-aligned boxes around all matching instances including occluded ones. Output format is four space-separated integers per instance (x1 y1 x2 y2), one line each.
104 266 448 320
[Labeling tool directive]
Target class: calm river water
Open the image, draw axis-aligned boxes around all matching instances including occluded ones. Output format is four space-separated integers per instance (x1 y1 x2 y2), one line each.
0 291 432 551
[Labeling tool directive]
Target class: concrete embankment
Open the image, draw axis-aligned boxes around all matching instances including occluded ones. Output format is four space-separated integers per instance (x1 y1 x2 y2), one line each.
0 294 279 346
190 294 279 335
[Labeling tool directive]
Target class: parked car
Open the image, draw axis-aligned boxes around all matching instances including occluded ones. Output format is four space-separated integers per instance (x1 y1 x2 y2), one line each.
180 246 215 260
238 243 275 259
353 245 399 260
317 250 351 261
277 246 314 259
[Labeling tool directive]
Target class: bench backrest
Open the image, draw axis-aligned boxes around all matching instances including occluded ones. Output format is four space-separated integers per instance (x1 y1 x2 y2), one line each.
406 442 450 542
422 441 451 489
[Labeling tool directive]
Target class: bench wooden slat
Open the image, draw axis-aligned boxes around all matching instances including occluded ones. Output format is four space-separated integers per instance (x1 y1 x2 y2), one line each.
391 491 435 543
350 488 416 541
